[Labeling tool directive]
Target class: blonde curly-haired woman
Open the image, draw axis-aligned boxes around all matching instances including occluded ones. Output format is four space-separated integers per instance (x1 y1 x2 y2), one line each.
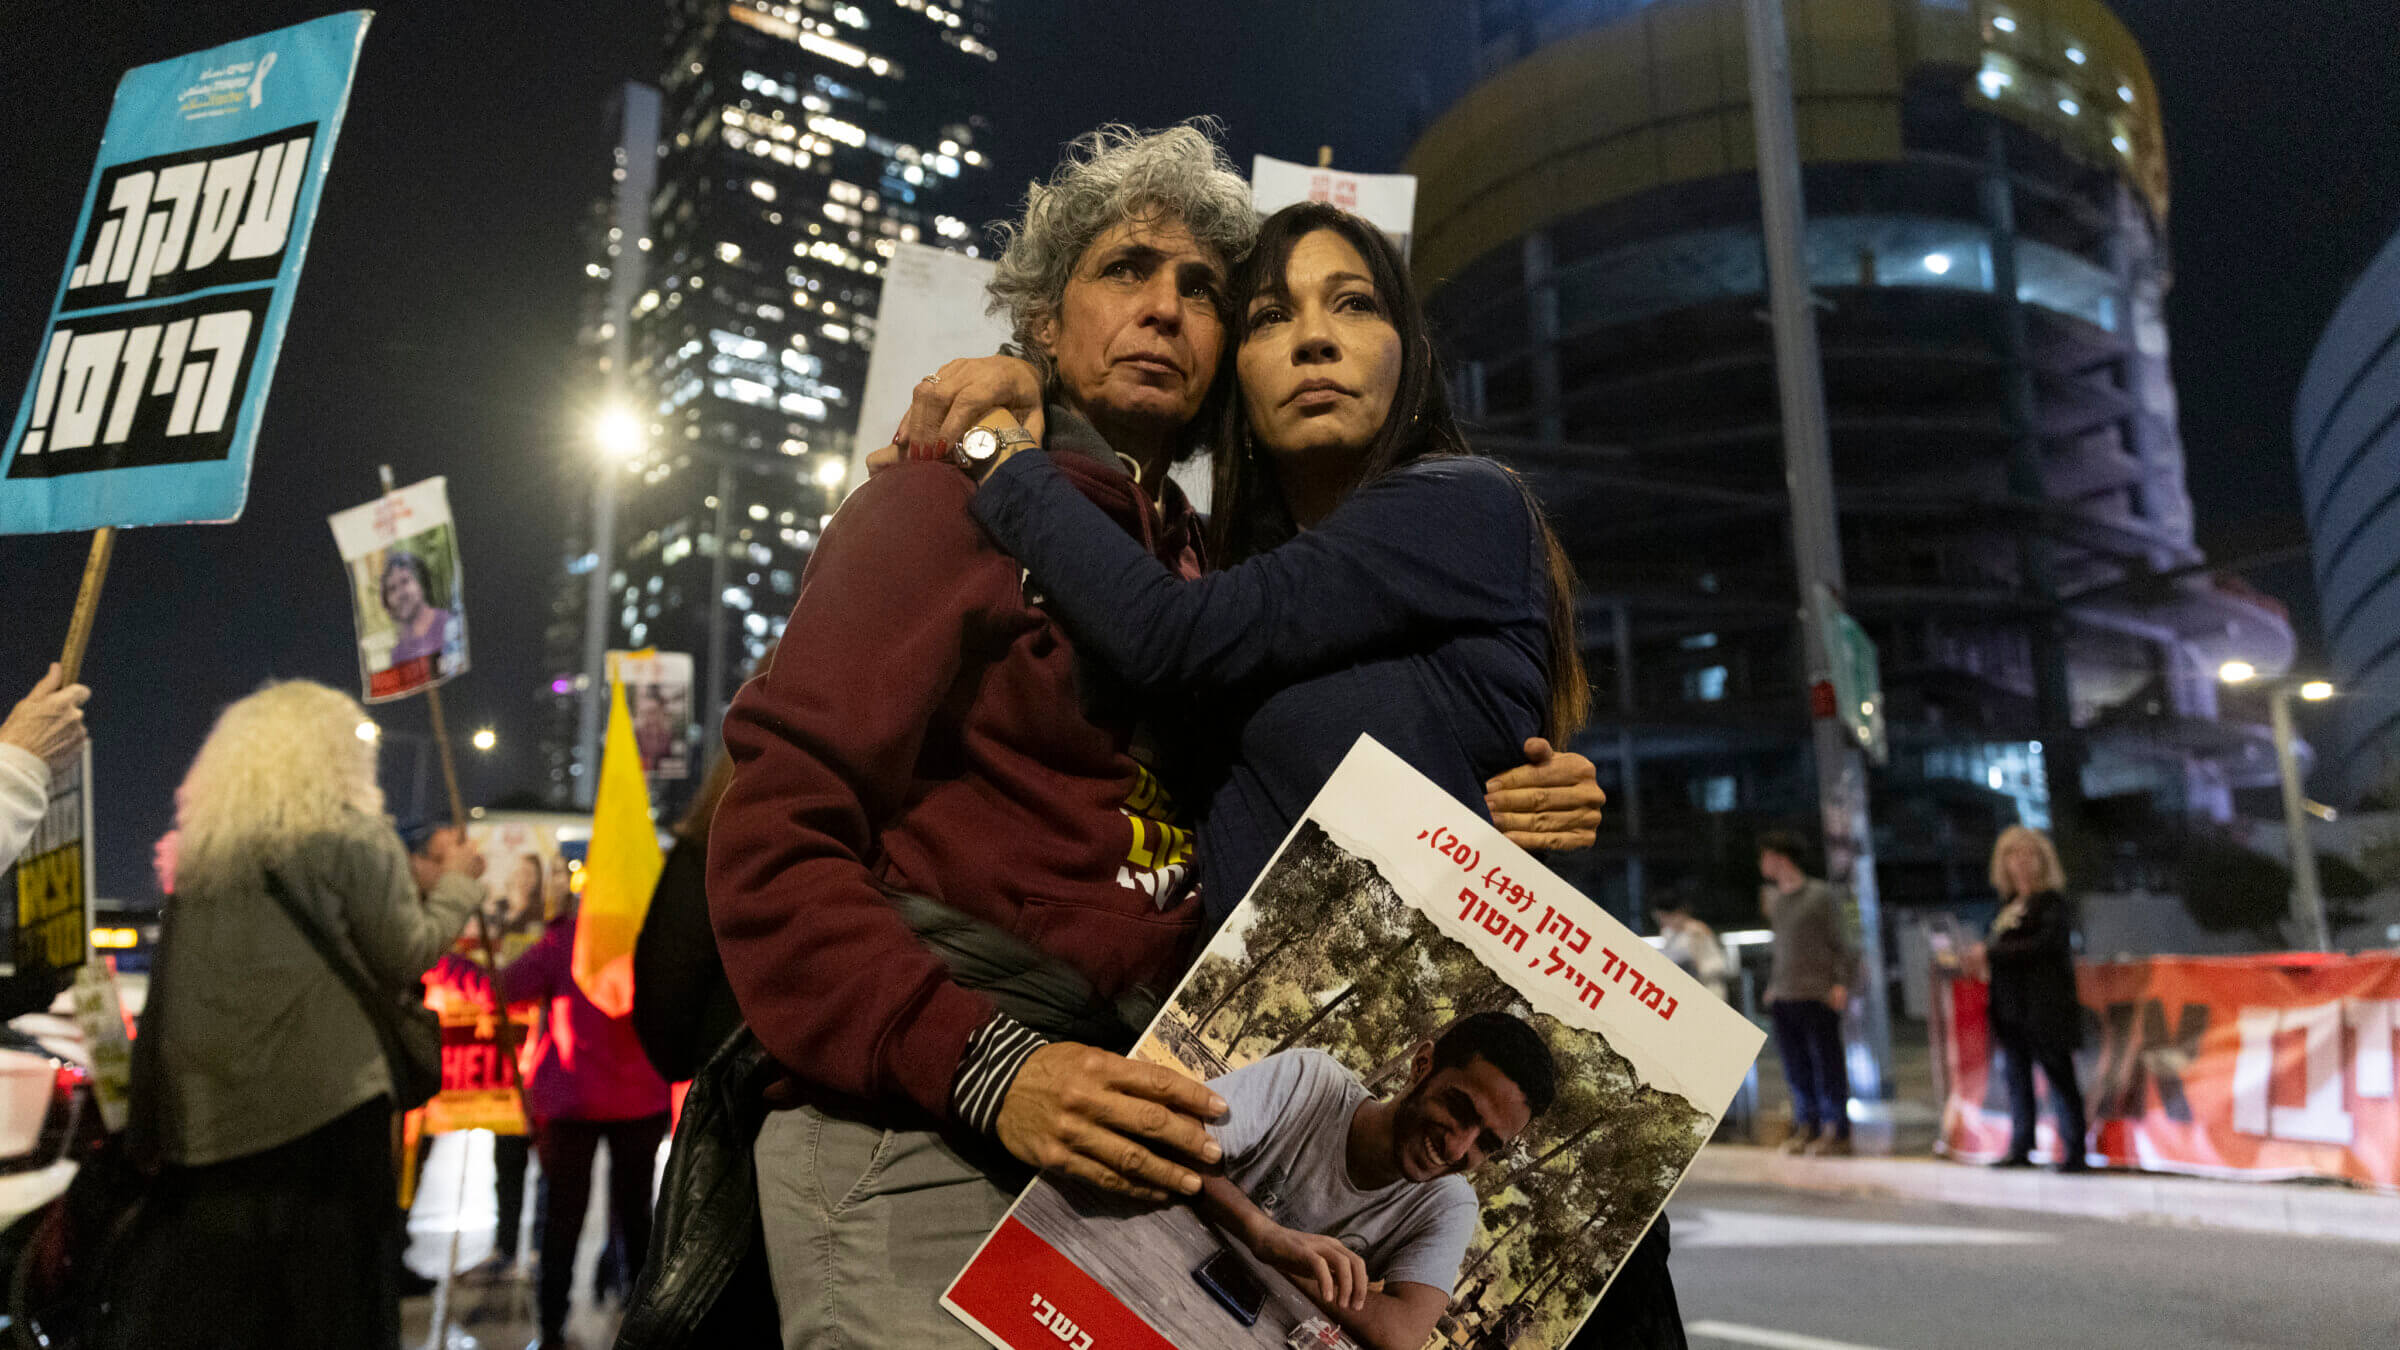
1985 825 2090 1173
98 680 485 1349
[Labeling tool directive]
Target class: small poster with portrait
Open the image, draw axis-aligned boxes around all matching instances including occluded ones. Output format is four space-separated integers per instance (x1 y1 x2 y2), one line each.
608 648 695 780
328 476 468 702
944 737 1763 1350
416 812 585 1136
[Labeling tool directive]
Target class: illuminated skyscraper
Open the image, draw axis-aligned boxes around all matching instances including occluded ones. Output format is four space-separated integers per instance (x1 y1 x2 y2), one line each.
543 1 995 805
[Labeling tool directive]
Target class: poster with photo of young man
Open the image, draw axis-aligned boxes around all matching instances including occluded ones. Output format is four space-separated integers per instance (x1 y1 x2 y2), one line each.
944 737 1763 1350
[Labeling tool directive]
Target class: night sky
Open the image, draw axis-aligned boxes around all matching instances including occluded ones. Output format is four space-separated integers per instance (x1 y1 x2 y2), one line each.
2 1 2392 901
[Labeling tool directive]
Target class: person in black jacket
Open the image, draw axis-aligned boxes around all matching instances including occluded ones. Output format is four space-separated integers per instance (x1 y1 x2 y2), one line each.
1984 826 2090 1173
631 747 747 1084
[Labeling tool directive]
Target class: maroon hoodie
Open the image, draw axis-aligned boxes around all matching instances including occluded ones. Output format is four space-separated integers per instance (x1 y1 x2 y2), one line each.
708 428 1205 1125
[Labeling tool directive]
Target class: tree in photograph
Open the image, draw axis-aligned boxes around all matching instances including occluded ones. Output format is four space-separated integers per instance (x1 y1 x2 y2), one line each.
1170 825 1719 1347
1190 822 1382 1041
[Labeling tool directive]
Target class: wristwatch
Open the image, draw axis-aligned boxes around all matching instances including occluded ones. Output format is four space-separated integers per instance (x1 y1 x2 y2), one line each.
953 409 1037 478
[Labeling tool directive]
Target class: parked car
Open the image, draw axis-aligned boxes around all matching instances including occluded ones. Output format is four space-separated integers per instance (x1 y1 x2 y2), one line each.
0 974 140 1230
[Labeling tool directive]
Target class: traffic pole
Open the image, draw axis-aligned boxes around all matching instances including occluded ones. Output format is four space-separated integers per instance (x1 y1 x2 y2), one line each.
1741 0 1891 1104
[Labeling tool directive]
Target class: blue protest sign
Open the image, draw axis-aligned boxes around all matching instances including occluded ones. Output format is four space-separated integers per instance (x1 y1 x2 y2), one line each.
0 13 371 535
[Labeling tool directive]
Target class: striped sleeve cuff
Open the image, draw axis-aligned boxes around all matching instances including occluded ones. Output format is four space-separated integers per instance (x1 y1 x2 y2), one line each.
951 1012 1051 1135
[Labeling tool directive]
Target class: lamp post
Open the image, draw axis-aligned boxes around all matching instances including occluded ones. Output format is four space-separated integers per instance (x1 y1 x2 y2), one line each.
576 409 643 808
2222 661 2337 951
1742 0 1891 1102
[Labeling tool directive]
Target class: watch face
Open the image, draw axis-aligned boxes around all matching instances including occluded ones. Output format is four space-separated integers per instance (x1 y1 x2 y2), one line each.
961 426 1000 461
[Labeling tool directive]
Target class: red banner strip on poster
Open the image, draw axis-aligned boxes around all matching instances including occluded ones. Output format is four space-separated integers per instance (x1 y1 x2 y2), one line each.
946 1216 1179 1350
1933 951 2400 1191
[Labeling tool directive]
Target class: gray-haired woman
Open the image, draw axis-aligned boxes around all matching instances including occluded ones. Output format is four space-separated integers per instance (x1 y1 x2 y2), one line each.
96 680 485 1349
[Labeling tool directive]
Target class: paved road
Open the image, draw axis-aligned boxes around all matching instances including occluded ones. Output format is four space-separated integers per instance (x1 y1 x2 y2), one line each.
397 1140 2396 1350
1668 1182 2398 1350
401 1130 637 1350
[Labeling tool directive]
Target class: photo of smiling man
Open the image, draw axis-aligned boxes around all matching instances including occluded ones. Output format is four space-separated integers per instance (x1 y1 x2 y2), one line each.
943 769 1762 1350
1198 1015 1554 1350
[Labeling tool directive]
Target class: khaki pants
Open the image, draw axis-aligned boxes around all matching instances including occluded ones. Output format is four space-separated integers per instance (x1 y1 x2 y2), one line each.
755 1104 1017 1349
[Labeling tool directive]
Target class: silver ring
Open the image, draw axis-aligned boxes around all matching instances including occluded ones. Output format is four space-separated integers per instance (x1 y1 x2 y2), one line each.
919 373 942 386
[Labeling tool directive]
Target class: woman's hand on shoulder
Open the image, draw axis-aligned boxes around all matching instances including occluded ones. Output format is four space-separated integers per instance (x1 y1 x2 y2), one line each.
1486 737 1604 852
885 355 1045 466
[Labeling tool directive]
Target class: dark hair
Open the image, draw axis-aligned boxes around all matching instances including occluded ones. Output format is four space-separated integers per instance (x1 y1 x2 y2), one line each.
396 818 439 856
1207 201 1587 741
1430 1010 1556 1118
1756 829 1812 870
675 749 739 844
675 638 779 843
381 550 434 600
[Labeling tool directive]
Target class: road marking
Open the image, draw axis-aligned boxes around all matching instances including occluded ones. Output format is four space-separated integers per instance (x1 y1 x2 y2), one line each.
1689 1319 1897 1350
1677 1207 2055 1248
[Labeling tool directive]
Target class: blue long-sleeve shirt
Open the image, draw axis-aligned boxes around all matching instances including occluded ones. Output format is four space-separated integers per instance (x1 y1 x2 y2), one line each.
972 451 1552 921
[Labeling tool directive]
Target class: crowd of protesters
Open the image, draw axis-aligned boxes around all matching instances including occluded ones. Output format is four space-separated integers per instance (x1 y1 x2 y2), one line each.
12 119 2110 1350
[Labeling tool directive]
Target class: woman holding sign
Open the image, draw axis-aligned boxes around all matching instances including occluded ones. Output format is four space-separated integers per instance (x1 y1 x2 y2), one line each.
908 202 1698 1350
0 663 90 870
99 680 485 1350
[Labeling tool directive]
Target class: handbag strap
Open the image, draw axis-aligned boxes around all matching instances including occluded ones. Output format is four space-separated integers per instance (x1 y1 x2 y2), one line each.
260 866 419 1097
122 900 177 1169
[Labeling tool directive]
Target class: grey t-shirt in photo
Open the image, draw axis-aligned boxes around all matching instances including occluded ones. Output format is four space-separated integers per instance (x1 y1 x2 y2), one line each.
1207 1049 1479 1293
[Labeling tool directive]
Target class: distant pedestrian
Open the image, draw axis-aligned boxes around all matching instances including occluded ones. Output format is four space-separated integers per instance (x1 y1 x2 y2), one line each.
1758 830 1854 1156
629 641 775 1087
1652 891 1728 1003
98 680 485 1350
448 848 546 1284
630 746 746 1085
0 663 90 869
487 902 672 1349
1984 825 2089 1173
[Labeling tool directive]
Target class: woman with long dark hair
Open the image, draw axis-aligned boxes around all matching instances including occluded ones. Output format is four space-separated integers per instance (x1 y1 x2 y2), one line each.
957 199 1586 914
918 202 1669 1350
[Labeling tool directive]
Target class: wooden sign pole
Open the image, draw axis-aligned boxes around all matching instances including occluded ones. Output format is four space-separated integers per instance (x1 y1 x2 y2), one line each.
423 683 469 830
58 527 116 683
371 466 532 1329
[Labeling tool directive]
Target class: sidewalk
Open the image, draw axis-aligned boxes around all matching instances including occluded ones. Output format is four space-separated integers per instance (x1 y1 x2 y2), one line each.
1690 1144 2400 1245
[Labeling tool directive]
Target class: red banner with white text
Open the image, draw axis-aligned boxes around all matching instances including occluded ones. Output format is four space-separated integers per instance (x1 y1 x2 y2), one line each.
1933 952 2400 1191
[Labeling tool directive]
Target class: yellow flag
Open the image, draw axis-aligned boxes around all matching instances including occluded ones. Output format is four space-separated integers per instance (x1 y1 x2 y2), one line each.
572 668 663 1016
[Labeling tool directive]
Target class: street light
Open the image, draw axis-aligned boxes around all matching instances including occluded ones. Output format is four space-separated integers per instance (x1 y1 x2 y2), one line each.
471 728 498 752
356 719 380 744
595 406 645 460
578 406 644 807
2221 664 2338 951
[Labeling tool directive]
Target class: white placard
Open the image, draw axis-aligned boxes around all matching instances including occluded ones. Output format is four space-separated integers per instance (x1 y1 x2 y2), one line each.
851 242 1013 492
1252 154 1419 259
946 736 1764 1350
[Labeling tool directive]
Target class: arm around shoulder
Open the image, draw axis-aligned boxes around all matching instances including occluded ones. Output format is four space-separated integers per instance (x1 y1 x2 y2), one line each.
974 454 1540 691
